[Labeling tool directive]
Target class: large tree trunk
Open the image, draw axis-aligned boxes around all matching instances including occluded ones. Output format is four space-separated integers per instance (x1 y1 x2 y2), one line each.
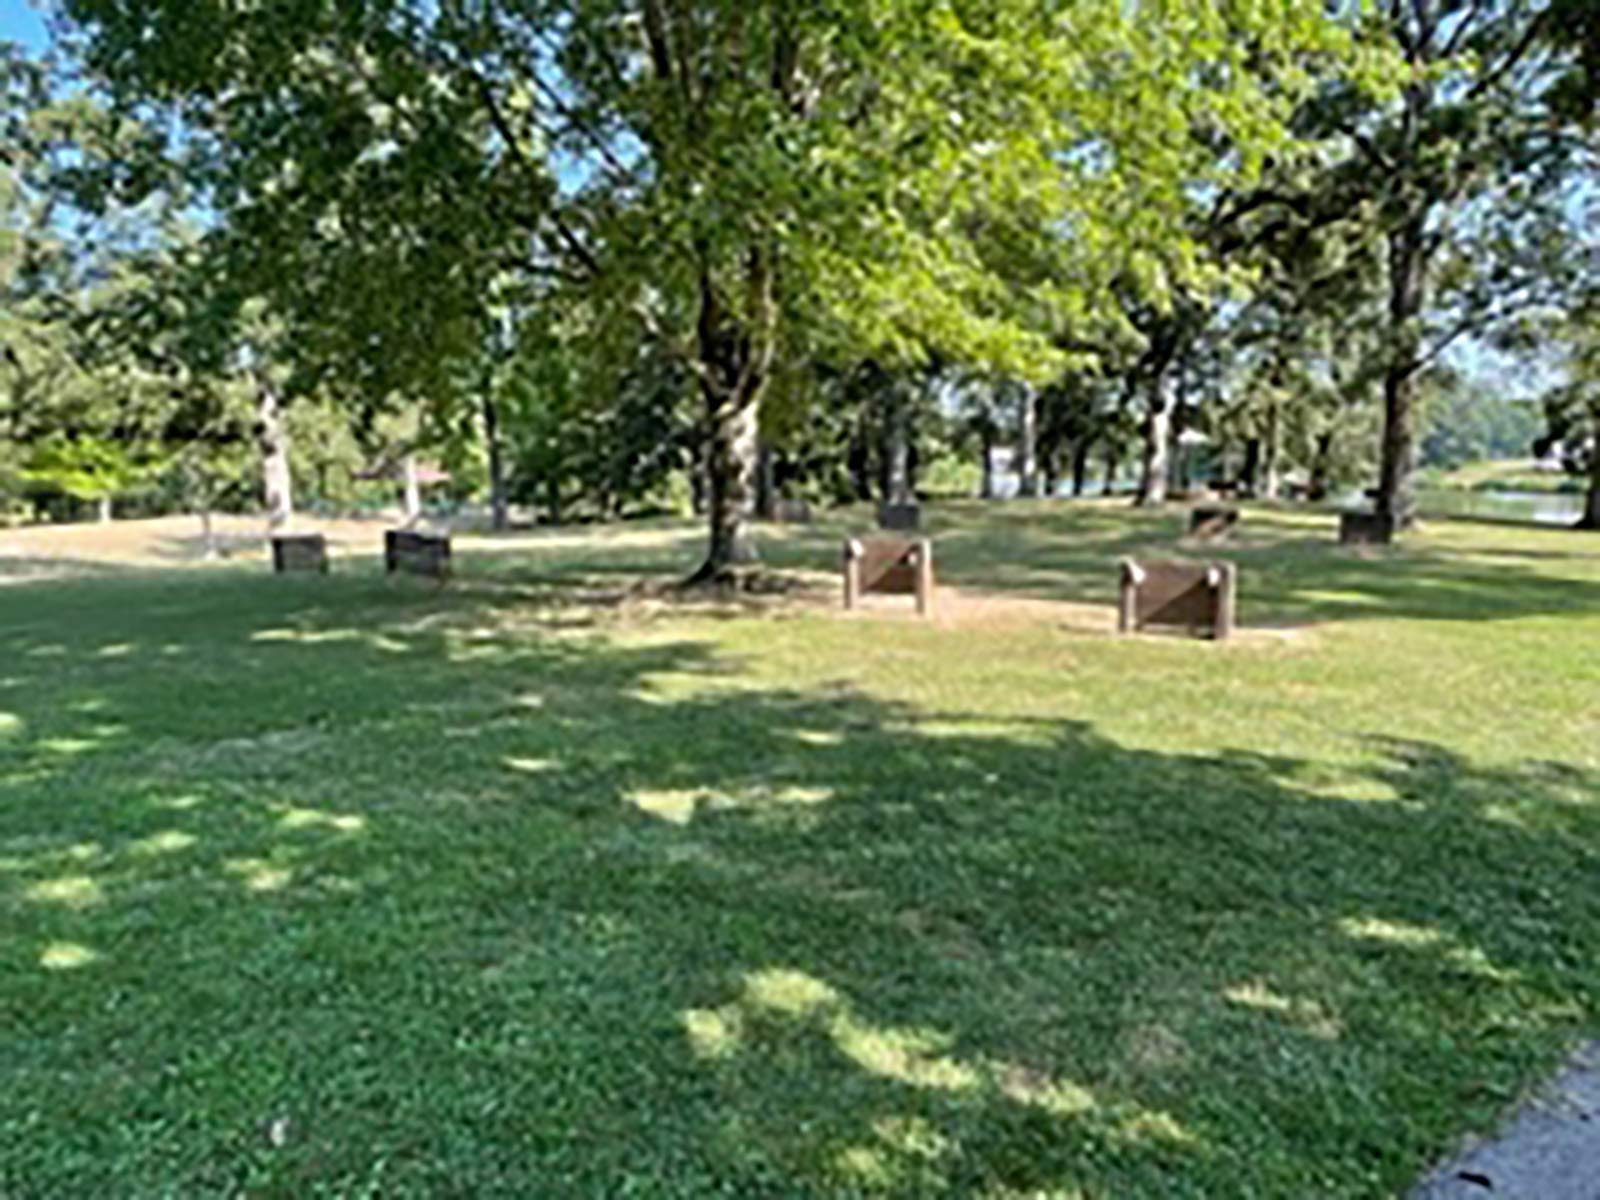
1377 215 1427 527
1017 388 1038 498
979 429 996 499
1041 445 1060 498
255 379 294 534
688 261 771 584
483 392 509 532
1135 374 1174 506
1071 438 1092 497
96 496 112 524
696 386 760 578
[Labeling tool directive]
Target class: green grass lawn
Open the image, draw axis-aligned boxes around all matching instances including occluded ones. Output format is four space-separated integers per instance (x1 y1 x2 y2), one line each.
4 502 1600 1196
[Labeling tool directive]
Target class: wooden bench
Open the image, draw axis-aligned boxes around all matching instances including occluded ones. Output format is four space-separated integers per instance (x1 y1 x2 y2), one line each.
385 529 452 581
844 537 934 616
771 498 813 524
1189 505 1240 541
877 502 921 532
271 534 328 575
1339 511 1397 545
1118 558 1236 641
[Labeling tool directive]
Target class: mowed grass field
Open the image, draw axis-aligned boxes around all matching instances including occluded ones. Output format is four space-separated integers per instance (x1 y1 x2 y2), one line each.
3 501 1599 1197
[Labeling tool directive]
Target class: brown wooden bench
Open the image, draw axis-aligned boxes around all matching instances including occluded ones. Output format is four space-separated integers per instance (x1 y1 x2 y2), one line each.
771 498 813 524
271 534 328 575
844 537 934 616
1118 558 1236 640
385 529 452 581
1339 511 1396 545
1189 505 1240 541
877 502 921 531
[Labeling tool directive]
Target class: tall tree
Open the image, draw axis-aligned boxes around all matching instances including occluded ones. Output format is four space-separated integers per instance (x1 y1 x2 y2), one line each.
1320 0 1594 524
59 0 1350 579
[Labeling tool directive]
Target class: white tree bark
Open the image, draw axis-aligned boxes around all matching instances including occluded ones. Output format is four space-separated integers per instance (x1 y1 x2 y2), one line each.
402 453 423 526
1017 387 1038 498
256 380 294 533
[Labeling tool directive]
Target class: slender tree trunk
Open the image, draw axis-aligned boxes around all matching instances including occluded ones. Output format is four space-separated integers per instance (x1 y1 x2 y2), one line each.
255 378 294 534
401 454 422 525
979 429 996 499
689 434 708 516
96 496 112 523
848 424 873 502
1017 388 1038 498
754 439 777 521
882 390 912 505
1377 215 1427 527
483 392 509 531
1261 400 1282 502
1580 412 1600 530
1169 399 1189 493
1239 438 1262 497
546 477 563 525
1103 446 1120 496
1136 375 1174 506
199 507 218 560
1042 446 1060 499
1308 431 1335 502
1071 438 1091 497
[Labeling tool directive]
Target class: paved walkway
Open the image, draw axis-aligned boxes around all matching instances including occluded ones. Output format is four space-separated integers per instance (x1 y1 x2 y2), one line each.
1415 1044 1600 1199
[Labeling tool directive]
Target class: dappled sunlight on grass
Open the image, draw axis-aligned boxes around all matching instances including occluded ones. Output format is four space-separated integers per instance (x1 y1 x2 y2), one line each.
503 755 560 775
39 941 100 970
223 857 294 893
628 784 835 826
127 829 199 857
1223 981 1343 1041
276 806 367 834
24 874 106 909
253 626 413 653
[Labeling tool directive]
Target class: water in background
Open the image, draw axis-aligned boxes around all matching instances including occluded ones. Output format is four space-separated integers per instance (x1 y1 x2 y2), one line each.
1415 489 1585 527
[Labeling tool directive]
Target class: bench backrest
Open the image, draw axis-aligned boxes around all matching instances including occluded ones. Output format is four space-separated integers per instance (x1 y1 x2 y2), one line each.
772 498 813 524
843 537 934 615
1119 558 1236 640
877 502 921 532
1189 506 1240 539
1339 511 1396 545
385 529 452 580
271 534 328 574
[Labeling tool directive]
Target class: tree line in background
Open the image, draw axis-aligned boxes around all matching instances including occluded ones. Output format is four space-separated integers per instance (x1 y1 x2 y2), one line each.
2 1 1598 564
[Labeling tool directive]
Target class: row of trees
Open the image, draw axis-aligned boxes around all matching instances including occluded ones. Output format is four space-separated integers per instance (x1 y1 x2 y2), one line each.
3 2 1598 561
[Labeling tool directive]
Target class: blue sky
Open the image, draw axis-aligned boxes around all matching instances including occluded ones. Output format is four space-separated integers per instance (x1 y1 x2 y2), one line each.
0 1 48 51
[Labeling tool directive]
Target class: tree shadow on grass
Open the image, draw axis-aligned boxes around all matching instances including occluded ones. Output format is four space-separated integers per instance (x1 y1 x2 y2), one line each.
3 577 1600 1195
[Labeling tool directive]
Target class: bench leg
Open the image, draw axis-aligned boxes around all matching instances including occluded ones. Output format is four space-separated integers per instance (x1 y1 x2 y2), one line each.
1213 565 1237 641
1117 580 1137 635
